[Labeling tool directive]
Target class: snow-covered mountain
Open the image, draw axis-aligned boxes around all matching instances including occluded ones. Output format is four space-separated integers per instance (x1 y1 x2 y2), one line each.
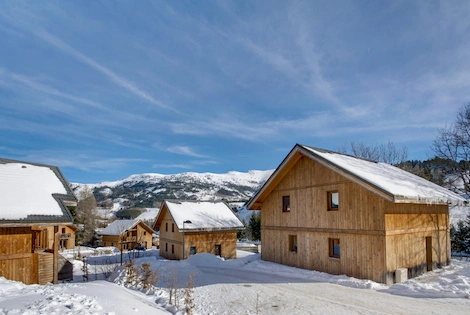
71 170 273 212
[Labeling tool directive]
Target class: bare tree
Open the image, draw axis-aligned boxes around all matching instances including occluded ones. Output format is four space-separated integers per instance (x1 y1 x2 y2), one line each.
339 140 408 165
76 186 99 245
432 103 470 194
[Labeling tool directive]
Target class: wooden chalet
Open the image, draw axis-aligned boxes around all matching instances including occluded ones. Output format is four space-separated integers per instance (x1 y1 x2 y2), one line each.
154 200 244 260
247 144 465 284
0 159 77 285
99 219 154 250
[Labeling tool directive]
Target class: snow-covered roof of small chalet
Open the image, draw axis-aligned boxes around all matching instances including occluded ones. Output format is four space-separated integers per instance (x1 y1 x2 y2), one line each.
0 158 76 224
247 144 466 209
99 219 153 236
159 200 244 231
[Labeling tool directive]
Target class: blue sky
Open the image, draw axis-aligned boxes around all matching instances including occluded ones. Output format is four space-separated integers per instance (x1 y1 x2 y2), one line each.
1 1 470 183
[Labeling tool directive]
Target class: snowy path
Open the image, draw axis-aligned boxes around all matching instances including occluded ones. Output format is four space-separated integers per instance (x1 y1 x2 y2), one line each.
193 263 470 314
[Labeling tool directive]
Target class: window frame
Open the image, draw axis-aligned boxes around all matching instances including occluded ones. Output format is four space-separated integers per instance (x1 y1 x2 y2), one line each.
282 195 291 212
289 235 298 253
329 238 340 259
327 191 339 211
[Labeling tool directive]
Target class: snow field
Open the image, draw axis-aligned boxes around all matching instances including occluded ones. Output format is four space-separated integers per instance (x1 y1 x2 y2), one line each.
1 249 470 314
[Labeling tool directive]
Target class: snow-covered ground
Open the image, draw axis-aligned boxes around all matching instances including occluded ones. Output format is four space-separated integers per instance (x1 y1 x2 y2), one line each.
1 248 470 314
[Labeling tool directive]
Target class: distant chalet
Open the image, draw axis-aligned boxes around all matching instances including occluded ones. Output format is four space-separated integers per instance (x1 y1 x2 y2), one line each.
99 219 153 250
247 144 465 284
154 200 244 260
0 159 77 284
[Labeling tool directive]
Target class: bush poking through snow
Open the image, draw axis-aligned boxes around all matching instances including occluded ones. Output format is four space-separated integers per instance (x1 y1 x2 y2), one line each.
125 260 138 286
166 269 179 306
184 272 196 315
140 262 159 291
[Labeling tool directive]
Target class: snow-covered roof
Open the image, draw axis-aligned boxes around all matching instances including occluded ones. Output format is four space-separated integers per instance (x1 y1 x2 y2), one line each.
301 145 465 204
248 144 466 209
162 200 244 231
99 219 143 236
0 159 76 222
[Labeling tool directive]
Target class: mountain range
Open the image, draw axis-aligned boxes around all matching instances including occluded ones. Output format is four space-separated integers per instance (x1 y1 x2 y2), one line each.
71 170 273 211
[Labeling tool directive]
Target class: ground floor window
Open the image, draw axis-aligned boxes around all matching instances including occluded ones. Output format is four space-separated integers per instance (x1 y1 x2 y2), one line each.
190 246 197 256
215 244 221 256
289 235 298 252
171 244 174 254
329 238 340 258
165 243 168 252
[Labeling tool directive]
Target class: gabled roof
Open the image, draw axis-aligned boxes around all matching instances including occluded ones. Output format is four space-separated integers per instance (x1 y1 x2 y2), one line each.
155 200 244 231
99 219 153 236
0 158 77 225
247 144 466 210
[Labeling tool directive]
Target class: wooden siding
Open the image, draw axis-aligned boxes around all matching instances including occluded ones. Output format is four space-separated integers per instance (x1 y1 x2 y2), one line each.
38 252 53 285
0 227 39 284
262 157 385 231
259 155 450 284
384 207 450 282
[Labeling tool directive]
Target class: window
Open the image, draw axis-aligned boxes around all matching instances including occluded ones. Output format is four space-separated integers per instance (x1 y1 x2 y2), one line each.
171 244 175 254
143 231 146 235
172 223 175 233
282 195 291 212
165 243 168 252
329 238 340 258
190 246 197 256
62 227 66 233
166 222 168 232
214 244 222 256
328 191 339 211
289 235 298 252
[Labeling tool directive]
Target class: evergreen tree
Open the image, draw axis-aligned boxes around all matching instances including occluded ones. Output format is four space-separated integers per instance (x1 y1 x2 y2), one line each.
451 213 470 254
248 212 261 241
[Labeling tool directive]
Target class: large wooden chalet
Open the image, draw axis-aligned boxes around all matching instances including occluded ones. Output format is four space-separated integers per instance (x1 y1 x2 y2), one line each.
247 144 465 284
154 200 244 260
0 159 77 284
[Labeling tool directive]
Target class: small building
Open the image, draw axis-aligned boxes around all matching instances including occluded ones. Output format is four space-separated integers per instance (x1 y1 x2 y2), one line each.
99 219 154 250
154 200 245 260
247 144 465 284
0 159 77 284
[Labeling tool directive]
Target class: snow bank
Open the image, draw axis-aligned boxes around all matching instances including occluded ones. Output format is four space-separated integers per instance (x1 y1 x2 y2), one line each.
383 259 470 298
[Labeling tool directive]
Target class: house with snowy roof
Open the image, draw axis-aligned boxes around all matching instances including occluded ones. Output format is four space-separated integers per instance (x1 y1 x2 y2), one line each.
0 158 77 285
153 200 244 260
99 219 153 250
247 144 466 284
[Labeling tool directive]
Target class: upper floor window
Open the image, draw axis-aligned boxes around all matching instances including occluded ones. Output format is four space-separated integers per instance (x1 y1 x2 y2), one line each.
166 222 168 232
282 195 291 212
172 223 175 232
328 191 339 211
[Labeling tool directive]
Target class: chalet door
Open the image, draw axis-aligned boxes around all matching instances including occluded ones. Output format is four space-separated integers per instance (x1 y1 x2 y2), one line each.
426 236 433 271
215 244 221 256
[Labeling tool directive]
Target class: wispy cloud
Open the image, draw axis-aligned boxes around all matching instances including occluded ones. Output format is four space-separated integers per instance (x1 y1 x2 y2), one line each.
34 30 177 113
166 145 209 158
